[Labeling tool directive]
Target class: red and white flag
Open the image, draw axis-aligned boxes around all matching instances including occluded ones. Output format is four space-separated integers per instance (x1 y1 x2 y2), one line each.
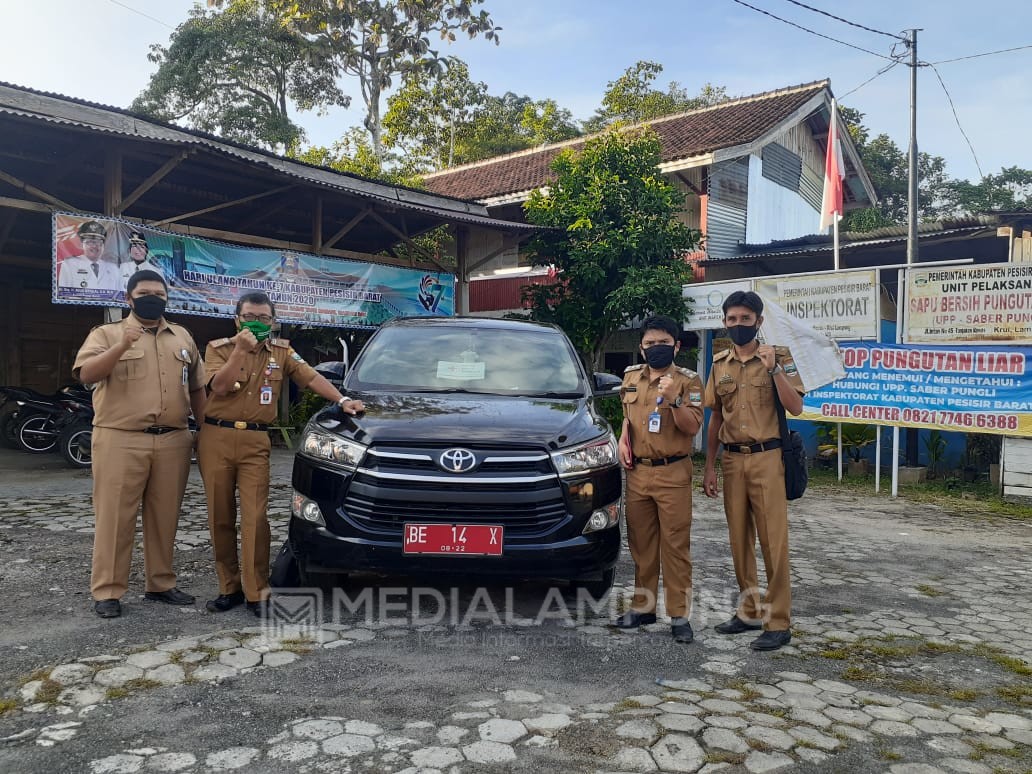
819 99 845 231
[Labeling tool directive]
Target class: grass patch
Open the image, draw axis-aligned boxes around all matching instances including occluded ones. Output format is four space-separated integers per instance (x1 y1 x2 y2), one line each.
17 668 51 687
105 687 128 700
746 739 773 752
968 741 1021 761
948 689 980 702
613 699 648 711
122 678 163 692
916 584 945 597
878 748 903 761
0 698 20 715
704 751 746 765
726 680 762 702
819 648 850 660
995 684 1032 707
35 679 63 705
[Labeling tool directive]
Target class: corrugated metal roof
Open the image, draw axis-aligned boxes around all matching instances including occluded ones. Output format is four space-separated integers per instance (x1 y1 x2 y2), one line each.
0 81 540 234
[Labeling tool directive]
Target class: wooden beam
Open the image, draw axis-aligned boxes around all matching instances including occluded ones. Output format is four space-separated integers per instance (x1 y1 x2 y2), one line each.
312 195 323 254
235 198 292 233
322 206 371 251
152 184 295 226
675 171 703 197
369 209 446 271
0 168 76 210
115 150 191 214
0 211 18 255
0 195 54 214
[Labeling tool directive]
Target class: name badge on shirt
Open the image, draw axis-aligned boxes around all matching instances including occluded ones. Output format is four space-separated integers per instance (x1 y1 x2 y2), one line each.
182 365 188 386
648 410 661 433
260 385 273 405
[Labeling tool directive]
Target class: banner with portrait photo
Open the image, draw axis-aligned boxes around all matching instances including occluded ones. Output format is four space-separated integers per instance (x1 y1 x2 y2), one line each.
52 212 454 328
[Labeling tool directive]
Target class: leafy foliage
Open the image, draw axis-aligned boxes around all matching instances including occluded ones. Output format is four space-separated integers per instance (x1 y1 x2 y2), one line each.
134 3 346 150
941 166 1032 214
522 128 700 370
584 60 727 131
259 0 501 159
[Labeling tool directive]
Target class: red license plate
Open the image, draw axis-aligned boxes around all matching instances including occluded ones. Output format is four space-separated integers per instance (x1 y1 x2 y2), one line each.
403 523 504 556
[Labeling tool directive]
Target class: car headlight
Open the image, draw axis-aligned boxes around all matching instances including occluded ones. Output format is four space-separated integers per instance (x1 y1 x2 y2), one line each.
582 500 623 534
300 429 366 469
551 435 619 476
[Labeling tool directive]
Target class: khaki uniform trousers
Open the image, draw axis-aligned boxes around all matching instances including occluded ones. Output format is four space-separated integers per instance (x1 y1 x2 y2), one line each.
197 424 272 602
624 459 694 618
90 427 192 600
721 448 791 630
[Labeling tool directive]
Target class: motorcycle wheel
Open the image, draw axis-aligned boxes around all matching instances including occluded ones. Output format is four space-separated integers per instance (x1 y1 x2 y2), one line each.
60 421 93 468
16 413 59 453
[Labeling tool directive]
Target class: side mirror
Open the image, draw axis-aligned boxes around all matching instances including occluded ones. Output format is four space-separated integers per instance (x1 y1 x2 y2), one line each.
314 361 347 390
592 372 622 396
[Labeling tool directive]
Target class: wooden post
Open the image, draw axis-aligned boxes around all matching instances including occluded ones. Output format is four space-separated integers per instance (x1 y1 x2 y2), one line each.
455 226 469 315
312 195 323 254
104 149 123 325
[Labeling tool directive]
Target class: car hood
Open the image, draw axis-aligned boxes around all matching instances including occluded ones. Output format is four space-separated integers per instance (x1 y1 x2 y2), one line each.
317 392 610 450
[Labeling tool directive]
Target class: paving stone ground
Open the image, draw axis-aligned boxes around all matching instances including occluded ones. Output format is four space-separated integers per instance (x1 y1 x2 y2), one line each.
0 449 1030 773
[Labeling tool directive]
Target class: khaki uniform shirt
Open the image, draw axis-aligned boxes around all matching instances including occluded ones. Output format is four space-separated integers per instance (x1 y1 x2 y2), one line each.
703 346 805 445
204 337 318 424
73 317 203 431
621 364 704 459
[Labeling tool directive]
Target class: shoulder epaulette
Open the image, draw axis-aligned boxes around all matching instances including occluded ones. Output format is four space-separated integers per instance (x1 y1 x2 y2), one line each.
676 366 699 378
713 349 733 361
209 337 233 348
269 337 291 347
624 363 645 373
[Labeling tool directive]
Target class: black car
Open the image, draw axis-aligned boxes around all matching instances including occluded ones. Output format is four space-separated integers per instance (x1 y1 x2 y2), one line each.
288 316 624 595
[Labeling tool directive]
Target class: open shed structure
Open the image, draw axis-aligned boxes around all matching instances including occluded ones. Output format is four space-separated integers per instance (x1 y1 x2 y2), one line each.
0 82 537 390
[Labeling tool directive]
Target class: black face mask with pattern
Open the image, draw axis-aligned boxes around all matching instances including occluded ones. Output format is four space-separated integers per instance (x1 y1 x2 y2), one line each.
726 324 759 346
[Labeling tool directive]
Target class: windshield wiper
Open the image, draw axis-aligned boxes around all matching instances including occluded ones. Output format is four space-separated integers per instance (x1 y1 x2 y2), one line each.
518 391 584 398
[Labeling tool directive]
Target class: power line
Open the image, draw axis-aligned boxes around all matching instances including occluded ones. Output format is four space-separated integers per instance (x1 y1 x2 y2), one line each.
930 44 1032 65
781 0 904 41
839 60 900 100
106 0 174 29
925 61 984 180
729 0 898 61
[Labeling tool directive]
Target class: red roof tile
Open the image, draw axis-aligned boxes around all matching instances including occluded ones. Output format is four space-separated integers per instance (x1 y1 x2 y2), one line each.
424 81 829 202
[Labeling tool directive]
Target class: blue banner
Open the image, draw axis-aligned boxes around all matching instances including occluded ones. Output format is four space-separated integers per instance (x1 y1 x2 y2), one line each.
53 213 454 328
801 342 1032 437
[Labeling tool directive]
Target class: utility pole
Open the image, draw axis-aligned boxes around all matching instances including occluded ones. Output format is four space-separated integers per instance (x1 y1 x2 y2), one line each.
905 28 921 467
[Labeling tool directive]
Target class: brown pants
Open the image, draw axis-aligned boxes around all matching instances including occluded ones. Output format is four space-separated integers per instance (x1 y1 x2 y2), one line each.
90 426 192 600
625 459 694 618
197 424 272 602
721 448 791 630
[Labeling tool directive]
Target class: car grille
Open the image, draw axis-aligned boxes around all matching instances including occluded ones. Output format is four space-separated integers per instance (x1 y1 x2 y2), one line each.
339 443 567 538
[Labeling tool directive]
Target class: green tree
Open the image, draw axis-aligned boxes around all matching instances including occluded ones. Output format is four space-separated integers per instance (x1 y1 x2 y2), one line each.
134 4 346 150
839 106 951 230
941 166 1032 214
522 128 700 370
585 60 727 131
259 0 501 160
292 127 423 186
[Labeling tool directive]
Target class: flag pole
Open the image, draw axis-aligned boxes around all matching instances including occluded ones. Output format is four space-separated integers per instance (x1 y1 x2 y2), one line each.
830 99 844 481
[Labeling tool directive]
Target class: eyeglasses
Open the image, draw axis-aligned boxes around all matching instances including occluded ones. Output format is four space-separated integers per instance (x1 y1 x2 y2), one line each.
240 313 274 324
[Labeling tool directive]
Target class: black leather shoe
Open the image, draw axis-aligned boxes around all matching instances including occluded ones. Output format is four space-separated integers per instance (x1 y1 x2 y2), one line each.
246 600 269 618
205 591 246 613
610 610 658 628
750 629 792 651
671 618 694 643
144 587 196 606
94 599 122 618
714 615 763 635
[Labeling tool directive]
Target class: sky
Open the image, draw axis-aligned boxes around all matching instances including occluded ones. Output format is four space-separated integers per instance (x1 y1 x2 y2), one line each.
1 0 1029 183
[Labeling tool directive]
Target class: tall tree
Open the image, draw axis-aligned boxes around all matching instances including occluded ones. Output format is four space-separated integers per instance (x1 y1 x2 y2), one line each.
259 0 500 160
942 167 1032 215
522 129 700 370
585 60 727 132
134 4 346 150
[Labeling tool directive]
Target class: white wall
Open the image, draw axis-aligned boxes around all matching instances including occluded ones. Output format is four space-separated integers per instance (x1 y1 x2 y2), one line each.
745 154 822 244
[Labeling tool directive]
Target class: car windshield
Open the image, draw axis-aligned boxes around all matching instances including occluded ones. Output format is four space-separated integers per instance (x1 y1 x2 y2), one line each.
349 325 586 396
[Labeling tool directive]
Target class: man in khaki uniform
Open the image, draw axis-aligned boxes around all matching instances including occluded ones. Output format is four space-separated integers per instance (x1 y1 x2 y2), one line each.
702 291 804 651
611 316 704 643
74 269 206 618
199 291 363 617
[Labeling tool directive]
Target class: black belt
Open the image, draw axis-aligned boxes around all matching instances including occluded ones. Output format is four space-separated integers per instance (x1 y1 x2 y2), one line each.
143 425 182 435
725 439 782 454
633 454 689 466
205 417 269 431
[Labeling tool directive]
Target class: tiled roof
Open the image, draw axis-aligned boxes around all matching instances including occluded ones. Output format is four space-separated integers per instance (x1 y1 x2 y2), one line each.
424 80 829 201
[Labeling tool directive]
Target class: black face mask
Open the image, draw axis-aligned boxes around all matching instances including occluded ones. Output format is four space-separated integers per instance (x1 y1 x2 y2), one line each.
131 294 166 321
643 344 676 369
727 325 759 346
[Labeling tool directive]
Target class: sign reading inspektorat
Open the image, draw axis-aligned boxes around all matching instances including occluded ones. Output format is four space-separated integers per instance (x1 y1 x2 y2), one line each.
755 270 878 340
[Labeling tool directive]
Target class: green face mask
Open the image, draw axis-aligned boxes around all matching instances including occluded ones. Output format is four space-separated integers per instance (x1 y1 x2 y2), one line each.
239 319 272 341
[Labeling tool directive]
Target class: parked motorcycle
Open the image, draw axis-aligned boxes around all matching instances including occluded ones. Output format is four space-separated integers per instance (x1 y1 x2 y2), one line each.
12 386 92 454
58 402 94 468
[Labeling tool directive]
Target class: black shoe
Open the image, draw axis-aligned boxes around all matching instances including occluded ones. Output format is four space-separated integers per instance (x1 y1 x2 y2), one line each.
671 618 694 643
714 615 763 635
750 629 792 651
246 600 268 618
144 587 196 606
205 591 246 613
610 610 658 629
94 599 122 618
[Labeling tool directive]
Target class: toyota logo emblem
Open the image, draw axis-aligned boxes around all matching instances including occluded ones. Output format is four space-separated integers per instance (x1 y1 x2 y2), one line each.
439 448 477 473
